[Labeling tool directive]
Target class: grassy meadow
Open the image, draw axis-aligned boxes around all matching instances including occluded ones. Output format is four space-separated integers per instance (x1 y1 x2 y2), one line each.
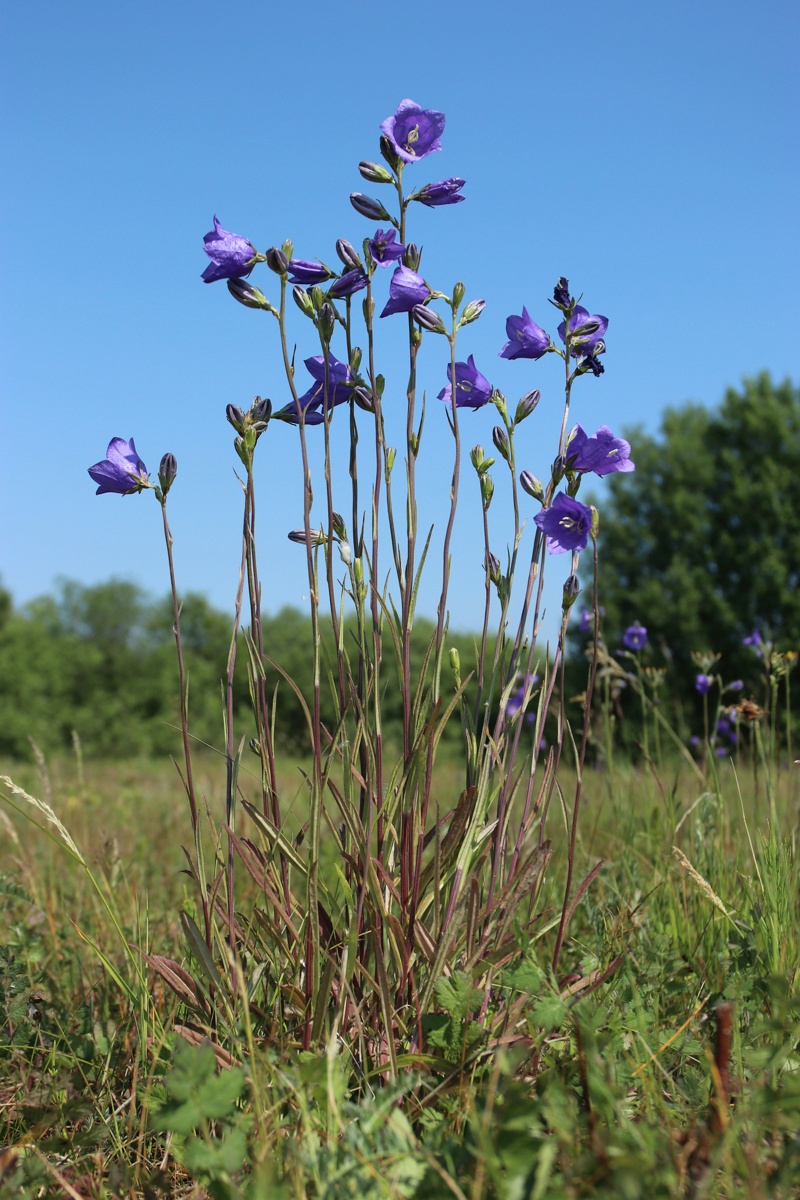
2 742 798 1198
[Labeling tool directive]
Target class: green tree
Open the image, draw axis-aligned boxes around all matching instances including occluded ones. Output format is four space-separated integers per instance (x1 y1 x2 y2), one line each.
585 374 800 683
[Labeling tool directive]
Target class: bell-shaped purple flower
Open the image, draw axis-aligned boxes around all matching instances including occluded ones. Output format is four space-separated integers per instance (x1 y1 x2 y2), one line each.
368 228 405 268
413 178 466 207
566 425 635 476
438 355 493 410
534 493 593 554
380 98 446 164
622 621 648 651
380 265 431 317
88 438 150 495
277 355 355 425
329 269 368 298
287 259 333 285
499 308 550 361
557 305 609 357
202 216 257 284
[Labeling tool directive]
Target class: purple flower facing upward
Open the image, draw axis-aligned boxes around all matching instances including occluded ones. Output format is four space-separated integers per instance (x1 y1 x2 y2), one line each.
88 438 150 495
622 621 648 651
534 493 593 555
287 259 333 285
695 673 714 694
380 265 431 317
276 355 354 425
557 305 608 357
369 228 405 267
414 178 466 206
380 98 446 164
499 308 550 361
567 425 635 476
202 216 257 283
438 355 493 410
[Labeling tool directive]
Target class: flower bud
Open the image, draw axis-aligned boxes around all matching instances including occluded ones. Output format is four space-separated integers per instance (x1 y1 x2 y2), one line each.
329 269 368 299
403 242 421 271
318 302 335 341
281 239 294 261
480 473 494 507
470 445 484 470
553 277 571 310
336 239 363 270
158 453 177 495
590 506 600 537
492 425 510 462
349 346 362 373
515 389 541 423
265 246 289 275
486 551 501 582
449 647 461 673
350 192 390 221
288 527 327 546
293 285 315 319
460 298 485 326
352 386 375 413
412 304 446 334
362 294 375 323
379 133 401 170
250 396 272 424
226 404 246 433
520 471 544 502
552 454 567 482
562 574 581 611
452 281 466 311
332 511 346 539
359 160 395 184
227 278 273 311
386 447 396 473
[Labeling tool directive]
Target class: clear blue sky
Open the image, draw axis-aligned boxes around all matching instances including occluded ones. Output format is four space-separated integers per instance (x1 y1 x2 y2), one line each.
4 0 798 647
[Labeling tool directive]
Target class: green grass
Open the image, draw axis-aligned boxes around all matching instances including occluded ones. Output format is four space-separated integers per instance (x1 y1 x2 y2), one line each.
1 750 799 1197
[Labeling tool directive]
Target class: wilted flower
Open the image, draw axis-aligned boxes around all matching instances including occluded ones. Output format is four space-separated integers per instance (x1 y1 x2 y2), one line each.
534 493 593 554
276 355 354 425
695 673 714 694
566 424 635 476
438 355 493 410
202 216 257 283
329 269 368 298
557 305 608 357
553 277 571 309
413 178 466 206
88 438 150 495
499 308 550 360
368 228 405 267
288 259 333 285
622 621 648 651
380 265 431 317
380 98 446 164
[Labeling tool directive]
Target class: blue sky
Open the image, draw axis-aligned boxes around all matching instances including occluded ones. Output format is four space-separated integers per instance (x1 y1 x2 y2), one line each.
4 0 798 648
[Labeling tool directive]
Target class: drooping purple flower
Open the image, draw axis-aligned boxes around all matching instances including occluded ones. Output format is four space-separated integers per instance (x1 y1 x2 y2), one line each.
202 216 257 283
622 621 648 651
499 308 550 361
695 673 714 694
328 269 368 299
276 355 354 425
727 679 744 693
380 99 446 164
413 178 466 207
534 493 593 555
287 259 333 285
437 355 493 410
566 424 635 476
368 228 405 268
88 438 150 495
557 305 608 357
380 265 431 317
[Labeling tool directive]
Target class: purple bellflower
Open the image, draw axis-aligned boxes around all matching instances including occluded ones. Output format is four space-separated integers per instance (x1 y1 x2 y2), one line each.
695 673 714 694
380 99 446 164
579 608 592 633
329 269 368 299
414 178 466 206
622 621 648 651
499 308 550 361
727 679 744 693
88 438 150 495
566 424 635 476
743 630 763 653
202 216 257 283
287 259 333 285
380 265 431 317
557 305 608 357
368 228 405 267
438 355 493 410
507 673 540 722
534 493 593 554
277 355 354 425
